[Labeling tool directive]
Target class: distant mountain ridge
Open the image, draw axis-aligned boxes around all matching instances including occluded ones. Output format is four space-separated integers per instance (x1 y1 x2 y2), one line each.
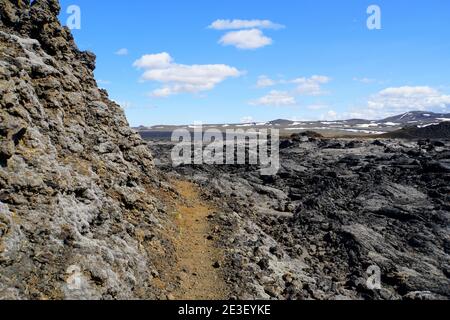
265 111 450 126
381 111 450 124
383 122 450 139
138 111 450 131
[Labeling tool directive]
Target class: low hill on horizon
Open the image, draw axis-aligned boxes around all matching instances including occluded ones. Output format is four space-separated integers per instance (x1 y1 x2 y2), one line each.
136 111 450 138
382 122 450 139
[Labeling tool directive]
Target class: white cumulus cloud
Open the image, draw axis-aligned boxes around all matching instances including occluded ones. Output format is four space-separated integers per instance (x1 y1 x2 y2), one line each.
292 75 331 96
256 75 276 88
250 90 296 107
343 86 450 120
134 53 242 97
219 29 272 50
368 86 450 113
133 52 173 69
209 19 285 30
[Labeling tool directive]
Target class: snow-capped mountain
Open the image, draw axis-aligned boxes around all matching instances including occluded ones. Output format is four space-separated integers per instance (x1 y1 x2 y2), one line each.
381 111 450 124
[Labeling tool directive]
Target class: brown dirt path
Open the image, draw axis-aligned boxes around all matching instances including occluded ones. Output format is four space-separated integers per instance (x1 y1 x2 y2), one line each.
170 180 228 300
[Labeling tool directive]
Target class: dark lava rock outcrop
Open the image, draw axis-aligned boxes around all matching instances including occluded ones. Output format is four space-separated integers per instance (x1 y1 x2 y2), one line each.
383 122 450 140
1 0 174 299
149 136 450 300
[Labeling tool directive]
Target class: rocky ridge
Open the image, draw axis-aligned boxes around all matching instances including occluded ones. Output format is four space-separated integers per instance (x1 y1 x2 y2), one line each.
0 0 175 299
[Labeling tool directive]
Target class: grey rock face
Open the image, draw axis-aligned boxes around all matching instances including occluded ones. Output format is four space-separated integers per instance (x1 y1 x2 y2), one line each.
1 0 173 299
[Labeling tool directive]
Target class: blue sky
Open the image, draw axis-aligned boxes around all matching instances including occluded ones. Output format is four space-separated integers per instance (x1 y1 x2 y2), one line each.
59 0 450 126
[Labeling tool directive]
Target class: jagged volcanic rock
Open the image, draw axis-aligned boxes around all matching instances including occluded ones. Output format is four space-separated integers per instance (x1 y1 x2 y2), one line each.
149 136 450 300
0 0 174 299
